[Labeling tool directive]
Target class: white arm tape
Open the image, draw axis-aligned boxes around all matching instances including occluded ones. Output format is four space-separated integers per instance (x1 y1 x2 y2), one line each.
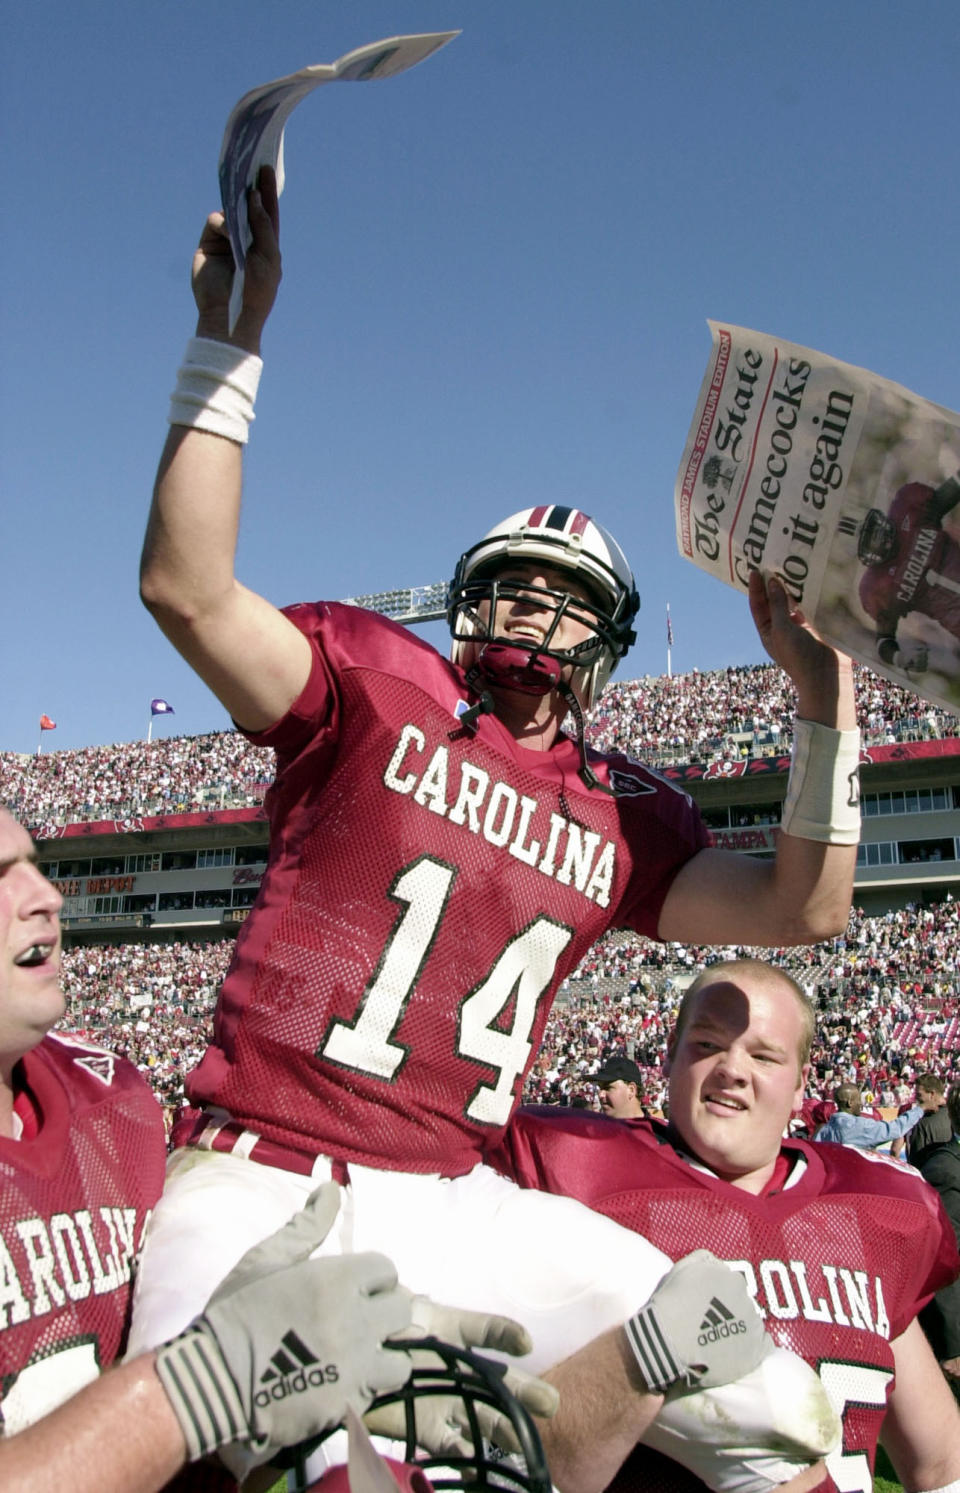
916 1483 960 1493
168 336 263 445
780 719 861 845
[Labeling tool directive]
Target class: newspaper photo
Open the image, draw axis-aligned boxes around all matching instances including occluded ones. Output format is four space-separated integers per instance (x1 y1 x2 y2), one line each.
675 323 960 712
218 32 459 330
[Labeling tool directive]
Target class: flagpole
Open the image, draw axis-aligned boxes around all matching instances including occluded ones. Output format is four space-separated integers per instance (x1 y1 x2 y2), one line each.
36 716 56 754
666 604 673 680
148 699 175 740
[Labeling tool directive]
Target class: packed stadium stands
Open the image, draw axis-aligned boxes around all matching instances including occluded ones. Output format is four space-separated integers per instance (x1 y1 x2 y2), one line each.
3 662 955 828
1 731 274 829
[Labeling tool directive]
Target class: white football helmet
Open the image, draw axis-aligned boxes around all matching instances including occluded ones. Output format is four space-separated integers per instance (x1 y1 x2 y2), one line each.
448 505 639 711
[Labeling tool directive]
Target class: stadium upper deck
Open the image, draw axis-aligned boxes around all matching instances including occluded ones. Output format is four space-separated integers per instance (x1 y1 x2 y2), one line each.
4 661 960 941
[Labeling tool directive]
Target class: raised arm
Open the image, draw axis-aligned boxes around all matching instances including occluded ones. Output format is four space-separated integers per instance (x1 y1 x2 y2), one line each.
140 169 312 732
865 1106 924 1144
659 571 858 946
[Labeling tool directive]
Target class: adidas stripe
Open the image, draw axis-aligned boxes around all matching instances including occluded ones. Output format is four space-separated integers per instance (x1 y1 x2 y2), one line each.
624 1306 682 1395
155 1325 248 1461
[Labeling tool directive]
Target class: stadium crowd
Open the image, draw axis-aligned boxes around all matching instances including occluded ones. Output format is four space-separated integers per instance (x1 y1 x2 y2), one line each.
1 730 274 829
57 899 960 1125
524 912 960 1111
584 660 955 763
3 661 957 829
59 939 229 1119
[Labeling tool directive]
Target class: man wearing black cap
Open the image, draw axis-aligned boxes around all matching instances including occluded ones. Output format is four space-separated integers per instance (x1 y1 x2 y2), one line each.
593 1055 648 1120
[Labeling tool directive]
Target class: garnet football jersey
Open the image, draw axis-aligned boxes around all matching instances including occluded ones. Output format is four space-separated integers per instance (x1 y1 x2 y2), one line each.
185 604 709 1175
859 483 960 637
492 1107 959 1493
0 1033 166 1434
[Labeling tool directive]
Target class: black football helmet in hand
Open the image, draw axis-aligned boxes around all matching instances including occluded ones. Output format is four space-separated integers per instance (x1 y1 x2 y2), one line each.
287 1337 552 1493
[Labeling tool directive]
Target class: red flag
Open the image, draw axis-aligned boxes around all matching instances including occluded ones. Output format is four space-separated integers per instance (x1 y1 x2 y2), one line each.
39 714 56 731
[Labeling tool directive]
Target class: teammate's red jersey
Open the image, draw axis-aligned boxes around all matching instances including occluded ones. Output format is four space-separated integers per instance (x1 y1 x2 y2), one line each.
184 604 709 1175
859 482 960 637
0 1033 166 1434
491 1107 960 1493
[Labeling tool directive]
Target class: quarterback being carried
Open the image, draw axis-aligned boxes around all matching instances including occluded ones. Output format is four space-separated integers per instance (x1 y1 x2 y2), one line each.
133 163 860 1489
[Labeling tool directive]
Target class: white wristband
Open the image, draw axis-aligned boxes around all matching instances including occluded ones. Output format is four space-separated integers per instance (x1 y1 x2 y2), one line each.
780 719 861 845
916 1482 960 1493
168 336 263 445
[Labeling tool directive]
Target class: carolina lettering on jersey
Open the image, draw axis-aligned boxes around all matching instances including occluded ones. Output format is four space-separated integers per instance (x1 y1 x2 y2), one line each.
0 1037 166 1434
383 723 616 908
185 604 710 1176
896 523 937 606
491 1107 959 1493
0 1205 147 1327
726 1256 890 1337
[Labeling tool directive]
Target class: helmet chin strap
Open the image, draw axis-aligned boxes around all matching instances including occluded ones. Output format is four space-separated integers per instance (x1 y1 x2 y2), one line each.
464 650 612 795
556 680 613 795
458 669 495 730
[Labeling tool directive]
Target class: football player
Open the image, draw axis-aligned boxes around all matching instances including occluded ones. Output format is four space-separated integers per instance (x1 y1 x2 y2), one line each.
0 805 166 1478
492 958 960 1493
133 168 858 1487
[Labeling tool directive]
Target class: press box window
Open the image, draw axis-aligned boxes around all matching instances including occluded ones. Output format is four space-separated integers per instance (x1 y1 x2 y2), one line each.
197 848 234 868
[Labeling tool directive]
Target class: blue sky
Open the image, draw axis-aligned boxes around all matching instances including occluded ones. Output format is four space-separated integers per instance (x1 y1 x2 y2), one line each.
3 1 959 753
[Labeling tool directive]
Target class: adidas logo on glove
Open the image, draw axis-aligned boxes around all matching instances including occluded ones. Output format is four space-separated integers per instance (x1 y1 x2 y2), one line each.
254 1329 339 1408
625 1251 766 1394
697 1297 747 1347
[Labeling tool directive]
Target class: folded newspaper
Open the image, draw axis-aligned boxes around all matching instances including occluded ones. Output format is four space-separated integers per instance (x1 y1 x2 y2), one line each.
218 32 459 330
675 323 960 713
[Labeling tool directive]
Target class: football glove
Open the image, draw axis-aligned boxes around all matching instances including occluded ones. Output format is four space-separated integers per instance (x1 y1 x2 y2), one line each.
364 1297 559 1457
625 1250 770 1394
155 1183 412 1464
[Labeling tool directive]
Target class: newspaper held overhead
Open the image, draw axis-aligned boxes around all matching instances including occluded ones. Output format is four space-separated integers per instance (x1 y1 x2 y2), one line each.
218 32 459 331
675 323 960 713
